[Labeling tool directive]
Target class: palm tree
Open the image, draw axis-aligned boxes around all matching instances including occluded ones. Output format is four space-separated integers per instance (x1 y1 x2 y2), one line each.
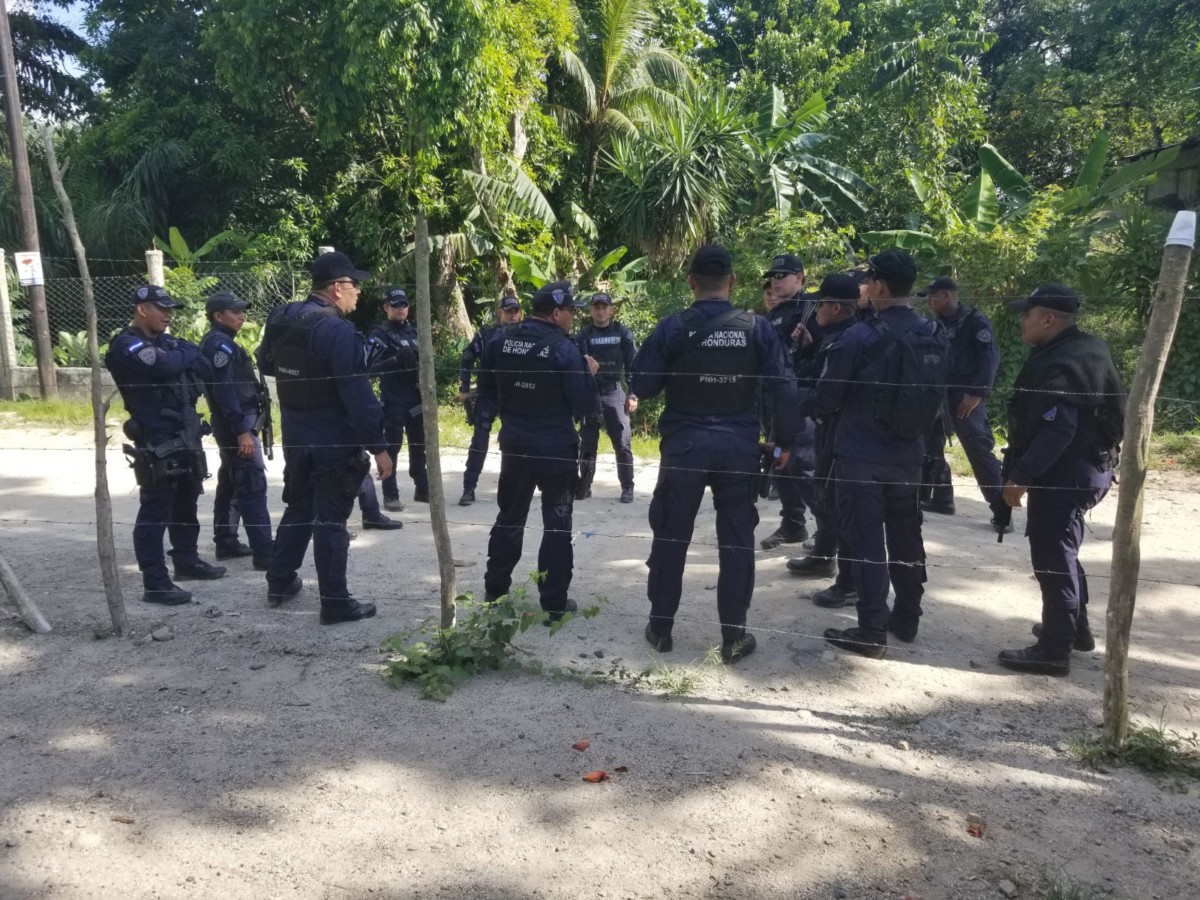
548 0 693 195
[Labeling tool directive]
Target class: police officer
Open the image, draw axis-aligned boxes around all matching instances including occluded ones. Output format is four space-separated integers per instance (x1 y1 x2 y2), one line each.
809 250 946 659
916 277 1005 528
199 291 274 569
997 285 1123 676
256 251 393 624
760 253 819 550
631 245 799 663
105 285 225 605
477 281 599 620
458 294 524 506
785 275 860 597
366 286 429 510
575 291 638 503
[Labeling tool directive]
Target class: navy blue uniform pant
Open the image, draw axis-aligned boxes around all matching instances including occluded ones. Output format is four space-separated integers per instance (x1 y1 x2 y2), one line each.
1026 468 1112 655
463 417 494 491
924 395 1003 506
647 429 759 643
212 433 273 554
269 446 363 609
484 445 577 611
776 423 816 532
134 465 203 589
809 471 854 591
835 457 927 636
579 387 635 490
381 403 428 500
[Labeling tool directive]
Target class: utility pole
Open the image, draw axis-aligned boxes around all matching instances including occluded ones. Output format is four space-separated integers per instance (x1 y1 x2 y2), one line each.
0 0 56 398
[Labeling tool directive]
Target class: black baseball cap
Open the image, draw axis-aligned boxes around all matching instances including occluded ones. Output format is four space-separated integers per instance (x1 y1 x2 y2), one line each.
817 275 860 303
1009 284 1080 314
765 253 805 276
132 284 180 309
312 250 370 285
531 281 585 313
499 294 521 311
590 292 613 305
867 249 918 283
205 291 249 314
688 245 733 277
916 277 959 297
383 286 409 307
845 269 870 285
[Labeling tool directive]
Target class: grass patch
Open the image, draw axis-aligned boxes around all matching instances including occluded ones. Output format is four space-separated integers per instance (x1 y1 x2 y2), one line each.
0 397 124 429
882 705 924 728
1037 870 1099 900
1069 713 1200 778
1151 431 1200 473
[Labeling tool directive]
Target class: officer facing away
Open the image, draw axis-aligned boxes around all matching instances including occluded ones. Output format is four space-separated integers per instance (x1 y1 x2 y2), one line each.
105 285 226 605
257 251 393 624
915 277 1006 528
477 281 600 621
366 287 429 509
575 291 638 503
997 285 1123 676
805 250 948 659
631 245 799 664
199 290 274 570
458 294 524 506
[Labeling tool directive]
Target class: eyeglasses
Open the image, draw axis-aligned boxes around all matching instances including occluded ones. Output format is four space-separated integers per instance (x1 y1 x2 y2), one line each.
332 279 361 289
769 272 795 280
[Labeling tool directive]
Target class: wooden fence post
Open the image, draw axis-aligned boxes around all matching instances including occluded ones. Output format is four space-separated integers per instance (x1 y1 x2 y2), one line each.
43 126 128 636
1103 210 1195 745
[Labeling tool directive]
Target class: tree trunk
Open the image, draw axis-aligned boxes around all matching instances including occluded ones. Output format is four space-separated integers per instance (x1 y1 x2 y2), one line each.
0 550 50 633
1103 211 1194 746
42 126 127 636
414 209 458 629
510 107 528 163
430 237 472 339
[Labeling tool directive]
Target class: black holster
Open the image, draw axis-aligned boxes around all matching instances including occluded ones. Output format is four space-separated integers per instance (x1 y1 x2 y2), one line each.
340 452 372 501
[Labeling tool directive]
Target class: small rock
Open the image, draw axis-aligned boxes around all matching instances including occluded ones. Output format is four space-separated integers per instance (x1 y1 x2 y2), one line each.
705 584 716 590
71 832 102 849
821 650 836 662
834 889 847 900
896 740 910 751
593 649 605 659
969 659 983 669
1054 741 1070 753
249 663 266 671
4 838 16 848
203 607 223 619
998 879 1017 898
150 627 174 642
452 559 476 568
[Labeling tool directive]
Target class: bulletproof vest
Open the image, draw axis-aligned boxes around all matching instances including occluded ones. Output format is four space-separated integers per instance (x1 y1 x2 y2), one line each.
665 308 759 416
380 322 419 357
202 329 259 411
577 324 625 386
494 323 571 417
1007 327 1125 463
104 329 195 435
265 304 342 411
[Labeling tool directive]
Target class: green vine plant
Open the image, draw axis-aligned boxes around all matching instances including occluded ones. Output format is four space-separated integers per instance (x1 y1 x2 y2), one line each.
381 585 600 701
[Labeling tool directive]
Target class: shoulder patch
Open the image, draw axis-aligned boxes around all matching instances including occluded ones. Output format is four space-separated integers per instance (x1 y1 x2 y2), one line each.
1043 406 1057 422
137 347 157 365
127 339 145 353
976 329 992 344
213 350 230 368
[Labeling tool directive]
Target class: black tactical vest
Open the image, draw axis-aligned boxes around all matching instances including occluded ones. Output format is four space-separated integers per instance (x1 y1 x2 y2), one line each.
265 305 342 412
202 329 259 411
494 323 571 417
577 324 625 387
665 308 759 416
104 329 195 435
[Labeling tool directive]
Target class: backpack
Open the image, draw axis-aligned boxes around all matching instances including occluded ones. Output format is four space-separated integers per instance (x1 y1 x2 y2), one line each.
868 317 950 441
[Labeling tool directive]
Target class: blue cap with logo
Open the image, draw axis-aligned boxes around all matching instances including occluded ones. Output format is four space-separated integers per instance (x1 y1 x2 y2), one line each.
132 284 180 309
531 281 585 313
499 294 521 311
384 286 409 307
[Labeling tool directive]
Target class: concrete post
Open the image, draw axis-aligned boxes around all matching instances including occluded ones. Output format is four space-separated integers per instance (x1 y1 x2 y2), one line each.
0 248 16 400
317 245 335 255
145 248 165 287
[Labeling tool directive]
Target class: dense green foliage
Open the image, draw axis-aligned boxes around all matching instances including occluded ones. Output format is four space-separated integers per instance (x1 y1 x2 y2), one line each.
1 0 1198 421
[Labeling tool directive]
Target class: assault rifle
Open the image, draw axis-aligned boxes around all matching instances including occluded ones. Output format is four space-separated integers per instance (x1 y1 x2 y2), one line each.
256 374 274 460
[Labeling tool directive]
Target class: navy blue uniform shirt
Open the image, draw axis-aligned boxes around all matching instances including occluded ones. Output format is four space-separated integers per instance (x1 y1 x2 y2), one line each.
575 321 636 391
937 304 999 398
257 295 386 455
200 324 257 437
477 317 599 451
459 324 498 393
631 299 799 443
106 326 206 444
802 305 938 466
366 320 421 407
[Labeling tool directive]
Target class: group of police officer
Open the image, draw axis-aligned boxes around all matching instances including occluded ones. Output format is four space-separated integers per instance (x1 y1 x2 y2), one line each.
106 243 1123 675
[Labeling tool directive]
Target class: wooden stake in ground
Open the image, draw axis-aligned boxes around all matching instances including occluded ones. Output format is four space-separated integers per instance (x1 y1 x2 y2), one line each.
41 126 128 637
0 550 50 633
1103 210 1195 745
414 209 458 628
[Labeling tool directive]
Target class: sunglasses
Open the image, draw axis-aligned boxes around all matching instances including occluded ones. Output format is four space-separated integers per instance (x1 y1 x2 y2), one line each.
769 272 797 280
